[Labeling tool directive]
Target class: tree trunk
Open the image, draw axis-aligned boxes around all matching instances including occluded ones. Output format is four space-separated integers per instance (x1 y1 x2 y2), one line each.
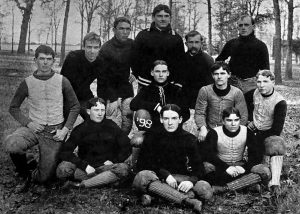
285 0 293 80
273 0 282 84
60 0 71 66
207 0 213 55
17 10 31 53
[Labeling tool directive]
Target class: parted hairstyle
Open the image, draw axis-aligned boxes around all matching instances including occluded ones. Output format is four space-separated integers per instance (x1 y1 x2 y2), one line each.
86 97 106 109
152 60 168 70
160 104 182 117
35 45 55 59
256 70 275 81
185 30 203 42
152 4 171 16
83 32 101 47
239 14 255 25
113 17 131 28
222 107 241 120
210 61 230 74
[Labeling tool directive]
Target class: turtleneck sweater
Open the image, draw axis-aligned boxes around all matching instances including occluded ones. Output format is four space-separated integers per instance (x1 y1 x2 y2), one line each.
216 32 269 79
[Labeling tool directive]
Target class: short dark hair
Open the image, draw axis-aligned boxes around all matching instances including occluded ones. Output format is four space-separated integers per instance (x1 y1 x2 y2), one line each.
160 104 182 117
152 4 171 16
86 97 106 109
239 15 255 25
185 30 203 41
222 107 241 120
35 45 55 59
256 69 275 81
83 32 101 47
210 61 230 74
152 59 168 70
113 17 131 28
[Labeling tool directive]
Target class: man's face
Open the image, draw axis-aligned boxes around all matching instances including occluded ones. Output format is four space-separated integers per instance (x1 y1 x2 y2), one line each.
151 64 169 83
113 21 131 42
87 102 106 123
84 40 100 62
237 16 254 37
256 75 274 95
212 67 230 88
160 110 182 132
186 34 202 55
223 113 240 133
152 10 171 29
35 53 54 74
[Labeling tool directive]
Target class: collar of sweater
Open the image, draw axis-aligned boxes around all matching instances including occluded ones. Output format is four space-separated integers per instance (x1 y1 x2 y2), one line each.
222 126 241 137
150 22 172 33
33 70 55 80
151 81 169 87
238 31 255 41
261 88 275 98
213 84 231 96
111 36 131 47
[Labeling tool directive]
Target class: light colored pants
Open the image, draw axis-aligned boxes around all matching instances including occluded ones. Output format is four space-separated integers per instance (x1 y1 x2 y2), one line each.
4 125 63 183
229 76 257 93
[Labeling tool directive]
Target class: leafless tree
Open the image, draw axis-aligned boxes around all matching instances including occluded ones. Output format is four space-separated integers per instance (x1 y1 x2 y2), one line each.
273 0 282 84
60 0 71 65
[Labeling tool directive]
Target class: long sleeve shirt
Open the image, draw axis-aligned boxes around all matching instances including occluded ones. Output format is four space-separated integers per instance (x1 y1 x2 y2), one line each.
9 70 80 130
59 119 131 171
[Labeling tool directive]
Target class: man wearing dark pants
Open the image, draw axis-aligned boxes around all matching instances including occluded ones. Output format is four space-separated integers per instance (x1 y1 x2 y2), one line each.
216 15 269 93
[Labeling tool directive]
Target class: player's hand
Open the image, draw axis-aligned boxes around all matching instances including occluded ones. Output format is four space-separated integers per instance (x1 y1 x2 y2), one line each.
247 121 256 131
166 175 177 189
85 165 96 174
226 166 239 177
178 181 194 193
104 160 113 165
27 122 44 133
235 166 245 174
198 126 208 142
129 73 136 84
53 127 69 141
106 99 121 116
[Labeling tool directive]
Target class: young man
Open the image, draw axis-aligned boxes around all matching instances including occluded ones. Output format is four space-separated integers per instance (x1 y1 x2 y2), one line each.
194 61 248 142
245 70 287 197
203 107 270 193
61 32 102 119
4 45 80 191
132 104 213 213
216 15 269 93
130 60 190 128
132 4 185 88
184 30 214 109
97 17 134 134
56 97 131 189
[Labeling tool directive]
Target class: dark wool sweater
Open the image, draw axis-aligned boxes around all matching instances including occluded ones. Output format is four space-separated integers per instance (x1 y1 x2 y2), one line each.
137 127 205 184
131 22 185 86
59 119 131 171
97 37 134 102
61 50 102 101
130 81 190 127
203 126 262 172
216 32 269 79
183 51 214 109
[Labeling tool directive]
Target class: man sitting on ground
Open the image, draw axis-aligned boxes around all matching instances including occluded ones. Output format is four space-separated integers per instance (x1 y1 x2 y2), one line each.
56 97 131 189
132 104 213 213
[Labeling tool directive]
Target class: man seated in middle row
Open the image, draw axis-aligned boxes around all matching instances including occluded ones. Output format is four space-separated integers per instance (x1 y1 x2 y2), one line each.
56 97 131 189
195 61 248 142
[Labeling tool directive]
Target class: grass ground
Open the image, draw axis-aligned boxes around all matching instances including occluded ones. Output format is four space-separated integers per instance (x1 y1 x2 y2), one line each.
0 59 300 214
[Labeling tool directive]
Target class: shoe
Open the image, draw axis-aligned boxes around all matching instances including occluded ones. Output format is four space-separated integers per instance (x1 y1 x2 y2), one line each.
184 198 202 213
248 184 261 193
212 185 228 194
15 175 32 193
61 180 84 190
141 194 152 206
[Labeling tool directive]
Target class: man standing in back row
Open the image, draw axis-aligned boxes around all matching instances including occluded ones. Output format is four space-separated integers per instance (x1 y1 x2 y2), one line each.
132 4 185 88
216 15 269 93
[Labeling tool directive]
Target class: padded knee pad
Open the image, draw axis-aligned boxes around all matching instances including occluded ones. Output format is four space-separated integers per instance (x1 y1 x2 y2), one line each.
250 164 271 182
130 131 146 147
203 162 216 174
264 136 286 156
56 161 76 179
193 180 213 200
132 170 158 193
110 163 130 178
